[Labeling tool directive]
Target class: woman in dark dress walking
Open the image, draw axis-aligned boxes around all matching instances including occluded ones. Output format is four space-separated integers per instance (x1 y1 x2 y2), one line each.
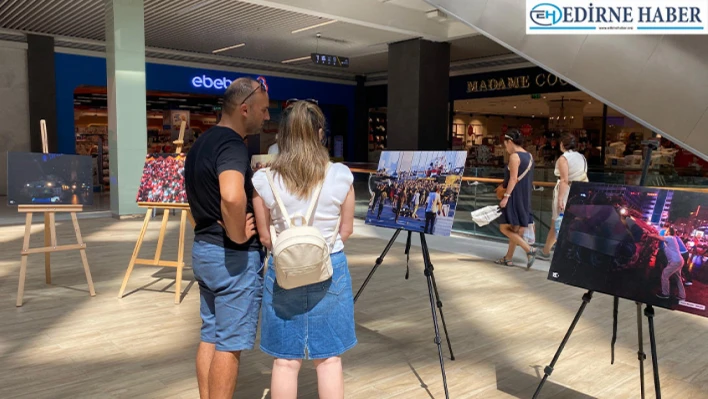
495 129 538 269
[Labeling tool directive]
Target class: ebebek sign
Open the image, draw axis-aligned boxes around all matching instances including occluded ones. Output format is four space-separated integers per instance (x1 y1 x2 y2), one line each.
191 75 233 90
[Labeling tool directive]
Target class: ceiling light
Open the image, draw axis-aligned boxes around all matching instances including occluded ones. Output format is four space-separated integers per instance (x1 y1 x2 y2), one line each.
532 115 535 118
281 55 311 64
513 106 517 109
212 43 245 54
291 20 338 34
588 101 592 104
543 96 547 99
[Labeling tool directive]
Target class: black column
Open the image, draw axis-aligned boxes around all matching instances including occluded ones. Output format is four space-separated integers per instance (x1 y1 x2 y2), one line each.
27 34 58 153
353 75 369 162
387 38 450 151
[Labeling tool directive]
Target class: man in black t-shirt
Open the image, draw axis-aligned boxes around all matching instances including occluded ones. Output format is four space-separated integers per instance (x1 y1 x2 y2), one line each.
185 76 270 398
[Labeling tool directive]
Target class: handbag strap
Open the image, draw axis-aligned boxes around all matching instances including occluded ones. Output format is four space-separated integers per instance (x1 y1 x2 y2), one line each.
517 154 533 181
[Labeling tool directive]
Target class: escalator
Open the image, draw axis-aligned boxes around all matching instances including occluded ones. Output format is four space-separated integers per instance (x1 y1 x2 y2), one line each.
425 0 708 161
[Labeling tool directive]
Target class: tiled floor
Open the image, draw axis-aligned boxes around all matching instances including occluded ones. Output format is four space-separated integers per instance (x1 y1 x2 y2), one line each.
0 218 707 398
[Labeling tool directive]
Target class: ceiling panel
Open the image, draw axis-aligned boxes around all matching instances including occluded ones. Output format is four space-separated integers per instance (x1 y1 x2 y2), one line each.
0 0 415 74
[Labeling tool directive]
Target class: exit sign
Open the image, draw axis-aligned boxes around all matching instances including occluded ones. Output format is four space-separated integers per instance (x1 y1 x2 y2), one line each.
311 53 349 68
531 94 542 99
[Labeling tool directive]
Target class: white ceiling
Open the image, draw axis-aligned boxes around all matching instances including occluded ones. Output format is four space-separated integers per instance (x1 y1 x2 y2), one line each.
454 92 625 118
0 0 507 77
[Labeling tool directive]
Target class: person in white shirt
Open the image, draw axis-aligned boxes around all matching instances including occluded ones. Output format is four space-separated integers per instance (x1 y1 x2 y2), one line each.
538 133 589 260
251 100 356 399
267 134 279 155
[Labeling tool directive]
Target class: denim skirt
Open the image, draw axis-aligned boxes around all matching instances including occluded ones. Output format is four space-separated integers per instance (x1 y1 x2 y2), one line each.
259 251 358 360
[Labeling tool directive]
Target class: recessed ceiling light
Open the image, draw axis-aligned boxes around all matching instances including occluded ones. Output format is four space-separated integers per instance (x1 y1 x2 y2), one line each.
212 43 245 54
281 55 311 64
513 106 517 109
588 101 592 104
291 20 338 34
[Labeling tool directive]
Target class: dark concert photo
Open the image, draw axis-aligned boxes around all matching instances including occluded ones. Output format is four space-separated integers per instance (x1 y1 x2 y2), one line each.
549 182 708 319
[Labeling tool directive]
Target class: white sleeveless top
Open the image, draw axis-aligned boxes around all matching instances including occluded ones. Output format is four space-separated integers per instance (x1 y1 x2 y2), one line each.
555 151 588 183
252 163 353 253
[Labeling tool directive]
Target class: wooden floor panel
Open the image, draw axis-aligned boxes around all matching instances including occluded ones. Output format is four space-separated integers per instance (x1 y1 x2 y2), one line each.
1 217 708 398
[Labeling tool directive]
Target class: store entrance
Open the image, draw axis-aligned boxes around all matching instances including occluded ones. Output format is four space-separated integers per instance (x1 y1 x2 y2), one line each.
72 86 282 193
452 92 613 170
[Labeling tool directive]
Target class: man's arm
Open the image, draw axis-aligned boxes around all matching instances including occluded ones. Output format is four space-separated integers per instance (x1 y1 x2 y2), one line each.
219 170 255 244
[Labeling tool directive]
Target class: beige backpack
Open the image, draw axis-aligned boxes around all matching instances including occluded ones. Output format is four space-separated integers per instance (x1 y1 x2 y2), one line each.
265 165 340 290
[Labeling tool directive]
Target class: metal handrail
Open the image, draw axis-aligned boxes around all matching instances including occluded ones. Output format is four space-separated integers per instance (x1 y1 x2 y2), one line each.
347 166 708 193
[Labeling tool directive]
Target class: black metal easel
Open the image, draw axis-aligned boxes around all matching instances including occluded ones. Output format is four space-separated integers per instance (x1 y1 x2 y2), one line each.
533 290 593 398
354 228 455 399
534 139 663 398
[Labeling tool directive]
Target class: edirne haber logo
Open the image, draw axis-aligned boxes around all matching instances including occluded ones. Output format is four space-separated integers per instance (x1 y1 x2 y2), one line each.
526 0 708 34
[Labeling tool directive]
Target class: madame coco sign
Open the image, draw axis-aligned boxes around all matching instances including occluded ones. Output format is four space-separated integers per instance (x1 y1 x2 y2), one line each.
191 75 234 90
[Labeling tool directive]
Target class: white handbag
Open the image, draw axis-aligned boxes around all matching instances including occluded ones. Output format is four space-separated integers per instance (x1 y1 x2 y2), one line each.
470 205 502 227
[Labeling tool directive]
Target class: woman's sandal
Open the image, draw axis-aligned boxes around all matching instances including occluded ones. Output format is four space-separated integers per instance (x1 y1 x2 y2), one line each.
526 249 538 270
495 257 513 267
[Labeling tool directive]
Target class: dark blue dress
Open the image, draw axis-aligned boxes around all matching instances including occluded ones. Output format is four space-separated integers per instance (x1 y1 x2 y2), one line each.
500 151 533 227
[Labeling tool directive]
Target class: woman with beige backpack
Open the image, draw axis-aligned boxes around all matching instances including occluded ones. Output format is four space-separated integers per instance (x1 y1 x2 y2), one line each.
251 99 357 399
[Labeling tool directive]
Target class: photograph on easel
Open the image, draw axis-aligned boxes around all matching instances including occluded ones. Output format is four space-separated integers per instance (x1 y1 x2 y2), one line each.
251 154 276 173
7 152 93 206
365 151 467 237
135 153 187 203
548 182 708 318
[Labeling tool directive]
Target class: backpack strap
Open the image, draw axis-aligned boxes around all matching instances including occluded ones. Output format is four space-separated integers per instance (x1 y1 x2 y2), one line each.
304 163 332 225
265 168 292 228
330 213 342 250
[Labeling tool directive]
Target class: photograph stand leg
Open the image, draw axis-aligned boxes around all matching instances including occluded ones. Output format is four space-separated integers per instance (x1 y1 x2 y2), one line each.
354 229 454 399
354 228 402 303
533 290 593 399
644 305 661 399
118 205 194 304
636 302 647 399
16 205 96 307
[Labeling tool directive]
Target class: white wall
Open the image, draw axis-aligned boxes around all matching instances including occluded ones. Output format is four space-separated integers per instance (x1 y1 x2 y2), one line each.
0 42 30 196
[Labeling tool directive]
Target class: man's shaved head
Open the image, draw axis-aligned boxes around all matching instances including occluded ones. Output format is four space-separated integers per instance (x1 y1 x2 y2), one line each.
223 77 260 116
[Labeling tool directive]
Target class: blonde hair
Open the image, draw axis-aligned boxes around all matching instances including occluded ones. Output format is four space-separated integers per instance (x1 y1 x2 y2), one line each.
271 101 330 199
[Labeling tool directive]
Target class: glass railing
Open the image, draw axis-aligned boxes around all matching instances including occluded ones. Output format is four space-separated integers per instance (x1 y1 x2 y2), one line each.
350 163 708 246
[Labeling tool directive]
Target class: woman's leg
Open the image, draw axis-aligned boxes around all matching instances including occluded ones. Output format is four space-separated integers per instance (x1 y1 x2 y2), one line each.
271 358 302 399
504 225 531 253
313 357 344 399
542 222 557 256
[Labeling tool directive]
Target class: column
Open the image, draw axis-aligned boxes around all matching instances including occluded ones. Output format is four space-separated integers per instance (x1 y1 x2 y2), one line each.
387 38 450 150
27 34 58 153
106 0 147 217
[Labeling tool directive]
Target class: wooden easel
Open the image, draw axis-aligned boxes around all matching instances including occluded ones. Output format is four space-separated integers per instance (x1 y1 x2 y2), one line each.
16 120 96 307
118 121 195 304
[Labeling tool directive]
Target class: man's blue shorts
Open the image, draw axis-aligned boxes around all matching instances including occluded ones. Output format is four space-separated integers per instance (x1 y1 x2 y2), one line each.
192 240 264 352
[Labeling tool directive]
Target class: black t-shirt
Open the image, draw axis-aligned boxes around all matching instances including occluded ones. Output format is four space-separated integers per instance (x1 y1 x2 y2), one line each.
185 125 260 251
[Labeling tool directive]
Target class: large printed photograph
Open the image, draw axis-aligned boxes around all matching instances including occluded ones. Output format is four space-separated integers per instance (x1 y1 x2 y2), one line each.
549 182 708 318
365 151 467 237
7 152 93 205
136 153 187 204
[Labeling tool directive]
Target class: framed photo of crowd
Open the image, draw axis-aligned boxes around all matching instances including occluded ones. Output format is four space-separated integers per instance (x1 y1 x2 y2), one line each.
136 153 187 204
